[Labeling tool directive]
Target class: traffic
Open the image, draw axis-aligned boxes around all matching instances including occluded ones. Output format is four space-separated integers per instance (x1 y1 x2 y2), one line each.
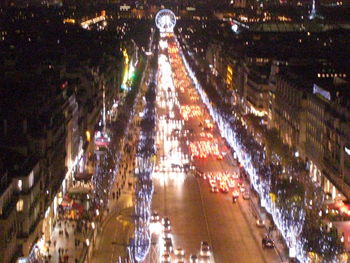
148 32 281 263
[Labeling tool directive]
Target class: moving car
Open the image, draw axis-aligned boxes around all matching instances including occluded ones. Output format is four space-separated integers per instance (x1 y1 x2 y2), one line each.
163 237 173 253
189 254 199 263
200 241 211 257
220 186 229 193
216 154 223 160
151 211 160 222
232 189 240 198
162 217 171 232
162 252 171 263
175 248 185 262
211 186 219 193
227 179 235 188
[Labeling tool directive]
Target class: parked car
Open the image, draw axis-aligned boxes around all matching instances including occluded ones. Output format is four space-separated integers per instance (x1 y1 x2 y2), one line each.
243 191 250 200
262 236 274 248
256 219 265 227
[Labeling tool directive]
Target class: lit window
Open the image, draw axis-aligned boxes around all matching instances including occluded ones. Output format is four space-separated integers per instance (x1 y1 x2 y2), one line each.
18 180 22 191
16 199 23 212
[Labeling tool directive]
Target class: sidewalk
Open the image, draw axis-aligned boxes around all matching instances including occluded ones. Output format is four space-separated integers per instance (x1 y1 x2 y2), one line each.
91 106 141 262
237 183 290 263
44 218 92 263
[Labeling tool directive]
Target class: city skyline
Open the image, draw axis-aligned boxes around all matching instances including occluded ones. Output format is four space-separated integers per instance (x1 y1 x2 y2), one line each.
0 2 350 263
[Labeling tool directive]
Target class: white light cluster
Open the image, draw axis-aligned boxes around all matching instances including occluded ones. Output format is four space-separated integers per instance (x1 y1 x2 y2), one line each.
153 50 189 186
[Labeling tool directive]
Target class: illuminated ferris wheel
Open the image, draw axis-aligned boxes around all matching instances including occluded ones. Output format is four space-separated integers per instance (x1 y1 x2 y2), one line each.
155 9 176 33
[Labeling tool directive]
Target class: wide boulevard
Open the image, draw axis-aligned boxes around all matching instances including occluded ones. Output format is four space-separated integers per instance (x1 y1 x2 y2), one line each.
149 35 282 263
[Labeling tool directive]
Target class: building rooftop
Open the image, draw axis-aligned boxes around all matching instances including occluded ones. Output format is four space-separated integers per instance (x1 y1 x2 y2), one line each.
0 148 39 178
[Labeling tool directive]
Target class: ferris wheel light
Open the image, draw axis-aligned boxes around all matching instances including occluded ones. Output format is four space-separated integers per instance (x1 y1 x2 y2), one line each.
155 9 176 33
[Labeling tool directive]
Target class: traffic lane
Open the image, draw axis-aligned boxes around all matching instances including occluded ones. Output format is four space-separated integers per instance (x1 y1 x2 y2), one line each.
151 173 211 257
198 178 267 263
194 160 280 261
237 187 284 263
186 149 268 263
171 49 273 261
93 217 116 263
93 206 133 262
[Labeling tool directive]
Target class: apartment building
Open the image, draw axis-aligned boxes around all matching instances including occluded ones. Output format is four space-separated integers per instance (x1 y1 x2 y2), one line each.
272 68 350 199
0 167 18 263
305 79 350 199
272 71 310 153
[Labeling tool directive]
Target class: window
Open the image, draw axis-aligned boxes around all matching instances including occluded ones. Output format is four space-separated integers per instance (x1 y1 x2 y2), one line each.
29 171 34 188
16 199 23 212
18 180 22 191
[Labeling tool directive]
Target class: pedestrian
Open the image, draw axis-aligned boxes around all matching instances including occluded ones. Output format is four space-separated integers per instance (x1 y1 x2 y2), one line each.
53 240 56 248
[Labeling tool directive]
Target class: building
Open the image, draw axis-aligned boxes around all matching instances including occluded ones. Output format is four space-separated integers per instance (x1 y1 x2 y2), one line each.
271 66 350 200
272 71 310 154
244 64 270 117
0 165 18 263
305 78 350 199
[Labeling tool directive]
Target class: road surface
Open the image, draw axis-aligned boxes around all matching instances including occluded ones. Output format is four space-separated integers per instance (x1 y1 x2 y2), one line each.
149 35 282 263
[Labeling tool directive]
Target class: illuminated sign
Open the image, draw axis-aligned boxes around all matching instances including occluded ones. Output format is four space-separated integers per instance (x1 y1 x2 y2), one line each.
120 4 131 11
63 18 75 24
345 147 350 156
226 65 233 87
313 84 331 101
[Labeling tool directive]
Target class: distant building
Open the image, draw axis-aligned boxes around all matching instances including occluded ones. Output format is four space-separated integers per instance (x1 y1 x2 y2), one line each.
272 67 350 200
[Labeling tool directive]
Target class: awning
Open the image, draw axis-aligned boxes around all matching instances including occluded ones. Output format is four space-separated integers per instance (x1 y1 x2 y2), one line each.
74 172 93 181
